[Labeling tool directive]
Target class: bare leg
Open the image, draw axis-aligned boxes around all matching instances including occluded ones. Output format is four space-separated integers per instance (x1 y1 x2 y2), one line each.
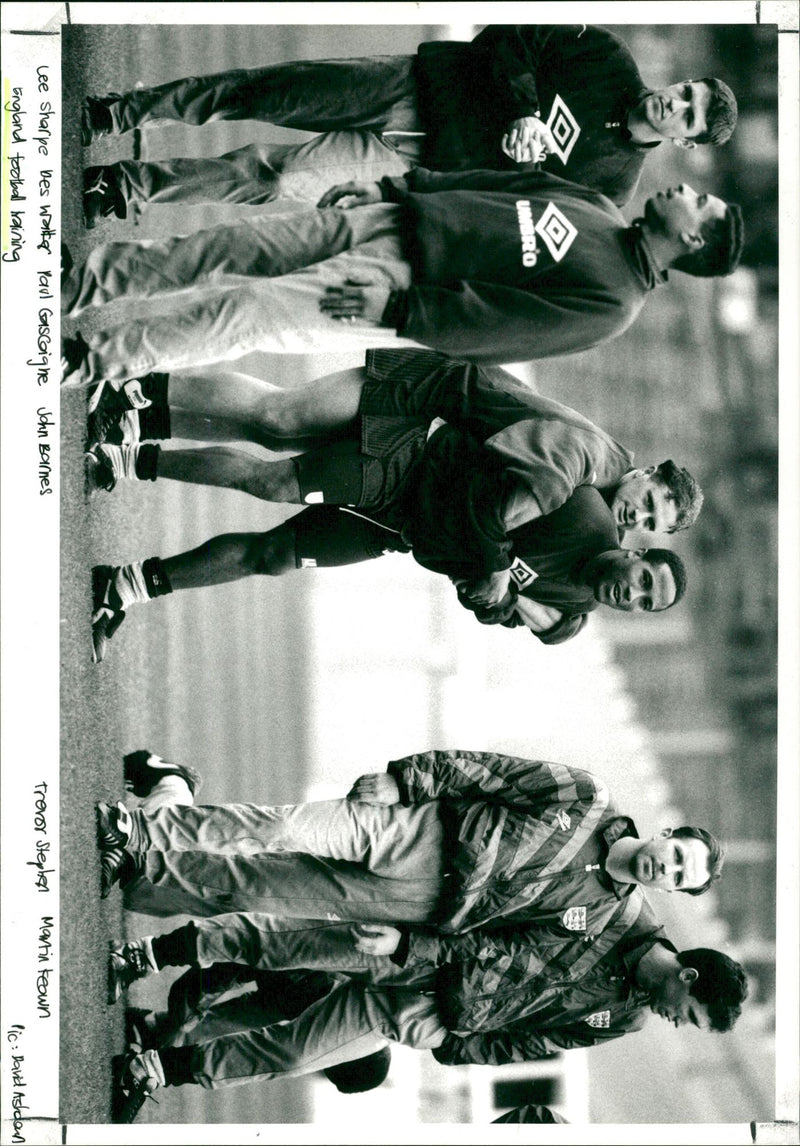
156 448 302 502
168 367 366 442
167 410 345 453
162 526 297 591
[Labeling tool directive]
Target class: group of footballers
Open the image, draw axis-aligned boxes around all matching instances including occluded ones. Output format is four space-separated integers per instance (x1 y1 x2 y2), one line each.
62 24 751 1124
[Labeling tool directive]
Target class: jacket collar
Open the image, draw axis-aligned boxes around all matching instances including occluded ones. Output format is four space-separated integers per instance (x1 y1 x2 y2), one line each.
596 815 640 899
622 933 679 1007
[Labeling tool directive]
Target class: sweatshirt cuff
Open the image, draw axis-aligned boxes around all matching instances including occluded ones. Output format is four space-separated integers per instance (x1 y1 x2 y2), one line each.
390 928 411 966
475 551 513 576
406 930 442 964
380 290 409 331
386 760 412 806
379 175 409 202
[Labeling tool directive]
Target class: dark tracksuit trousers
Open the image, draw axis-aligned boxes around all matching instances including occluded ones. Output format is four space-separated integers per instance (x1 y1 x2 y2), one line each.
160 913 445 1088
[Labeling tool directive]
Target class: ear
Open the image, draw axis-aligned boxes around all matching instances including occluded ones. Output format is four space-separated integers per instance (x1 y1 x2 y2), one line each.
680 230 705 251
659 827 673 839
643 465 657 477
673 138 697 150
633 548 647 559
678 966 699 985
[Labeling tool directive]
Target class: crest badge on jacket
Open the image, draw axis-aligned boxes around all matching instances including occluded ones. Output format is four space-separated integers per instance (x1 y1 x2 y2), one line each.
585 1010 611 1028
562 905 587 931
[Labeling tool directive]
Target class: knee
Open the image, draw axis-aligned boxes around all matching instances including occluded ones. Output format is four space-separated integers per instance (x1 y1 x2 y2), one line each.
244 526 296 576
256 390 313 439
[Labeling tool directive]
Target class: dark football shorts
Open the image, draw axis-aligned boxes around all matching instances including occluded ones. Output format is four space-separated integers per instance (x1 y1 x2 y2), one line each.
291 504 411 569
292 415 429 517
290 415 429 570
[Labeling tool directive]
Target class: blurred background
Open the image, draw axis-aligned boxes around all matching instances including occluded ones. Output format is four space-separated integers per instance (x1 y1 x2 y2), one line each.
61 19 779 1128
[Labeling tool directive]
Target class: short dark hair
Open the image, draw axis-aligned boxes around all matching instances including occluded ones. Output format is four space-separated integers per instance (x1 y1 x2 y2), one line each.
672 826 725 895
643 547 688 608
693 78 738 145
655 460 704 531
677 948 749 1032
673 202 745 278
324 1046 391 1093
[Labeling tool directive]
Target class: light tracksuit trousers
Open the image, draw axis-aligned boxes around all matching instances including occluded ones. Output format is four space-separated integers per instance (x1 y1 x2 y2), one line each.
110 129 416 211
124 796 448 924
63 204 421 383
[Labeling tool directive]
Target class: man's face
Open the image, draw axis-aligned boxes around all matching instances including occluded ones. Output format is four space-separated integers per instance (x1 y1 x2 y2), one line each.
611 468 678 534
644 184 727 244
650 970 712 1030
591 550 677 613
628 831 712 892
635 81 711 144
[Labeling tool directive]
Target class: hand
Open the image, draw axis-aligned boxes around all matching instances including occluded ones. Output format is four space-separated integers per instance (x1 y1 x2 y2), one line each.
317 181 383 209
347 772 401 806
351 923 401 956
318 278 390 324
458 568 512 608
501 116 556 164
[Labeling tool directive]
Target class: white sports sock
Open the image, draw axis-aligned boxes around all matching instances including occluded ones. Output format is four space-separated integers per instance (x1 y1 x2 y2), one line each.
113 562 150 609
108 443 142 481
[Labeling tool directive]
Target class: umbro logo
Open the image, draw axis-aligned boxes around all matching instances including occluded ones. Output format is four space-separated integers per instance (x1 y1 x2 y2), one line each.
515 200 578 267
535 202 578 263
509 557 538 589
545 94 582 164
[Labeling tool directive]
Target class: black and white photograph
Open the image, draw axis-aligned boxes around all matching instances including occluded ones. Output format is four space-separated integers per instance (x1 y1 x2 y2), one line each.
1 3 798 1143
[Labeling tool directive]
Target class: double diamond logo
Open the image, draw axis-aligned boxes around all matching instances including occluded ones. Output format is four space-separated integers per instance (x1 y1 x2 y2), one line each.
535 201 578 263
509 556 539 590
546 94 582 165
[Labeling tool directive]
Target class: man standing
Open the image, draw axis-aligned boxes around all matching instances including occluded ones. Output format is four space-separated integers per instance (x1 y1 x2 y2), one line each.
96 748 722 925
100 751 737 1114
80 25 738 222
88 426 689 659
61 178 744 379
105 905 748 1102
86 350 703 541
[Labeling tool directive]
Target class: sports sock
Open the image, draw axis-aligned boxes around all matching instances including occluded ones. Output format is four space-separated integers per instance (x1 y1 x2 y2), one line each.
139 372 169 403
156 1047 196 1087
151 923 199 970
138 405 171 441
139 374 172 440
134 443 160 481
113 558 172 609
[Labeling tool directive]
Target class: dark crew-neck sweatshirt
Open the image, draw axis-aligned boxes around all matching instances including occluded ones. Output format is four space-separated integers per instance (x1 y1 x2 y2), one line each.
378 168 665 365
